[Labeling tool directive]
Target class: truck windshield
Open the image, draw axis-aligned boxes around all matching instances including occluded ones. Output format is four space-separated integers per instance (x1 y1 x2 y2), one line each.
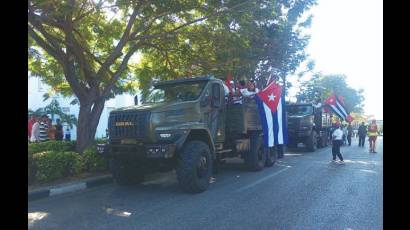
143 81 207 104
287 105 313 116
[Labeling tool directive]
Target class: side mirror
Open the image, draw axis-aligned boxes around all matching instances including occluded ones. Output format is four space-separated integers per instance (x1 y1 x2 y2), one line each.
134 95 138 105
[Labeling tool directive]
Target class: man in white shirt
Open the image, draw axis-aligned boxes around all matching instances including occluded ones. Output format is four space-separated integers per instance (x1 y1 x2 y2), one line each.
30 118 40 142
240 81 259 99
331 123 344 163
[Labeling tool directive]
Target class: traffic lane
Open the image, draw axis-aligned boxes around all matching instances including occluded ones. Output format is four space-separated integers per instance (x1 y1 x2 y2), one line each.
28 138 382 230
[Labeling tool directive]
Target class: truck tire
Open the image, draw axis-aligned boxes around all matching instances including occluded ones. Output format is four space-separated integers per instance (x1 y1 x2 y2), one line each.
245 132 266 171
176 141 213 193
265 147 277 167
110 159 145 185
305 131 317 152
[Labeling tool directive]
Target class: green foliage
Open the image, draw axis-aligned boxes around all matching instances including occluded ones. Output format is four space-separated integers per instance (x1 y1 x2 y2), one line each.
28 141 108 183
33 151 85 183
82 145 108 173
296 73 365 113
28 141 76 155
28 152 36 185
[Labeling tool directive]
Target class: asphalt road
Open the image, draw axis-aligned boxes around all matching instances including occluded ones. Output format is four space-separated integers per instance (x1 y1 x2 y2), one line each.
28 138 383 230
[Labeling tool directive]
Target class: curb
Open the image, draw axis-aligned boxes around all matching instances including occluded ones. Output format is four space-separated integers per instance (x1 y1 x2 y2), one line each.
28 175 113 202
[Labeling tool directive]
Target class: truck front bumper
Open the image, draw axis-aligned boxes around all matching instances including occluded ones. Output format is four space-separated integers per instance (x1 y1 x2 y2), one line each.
97 143 176 159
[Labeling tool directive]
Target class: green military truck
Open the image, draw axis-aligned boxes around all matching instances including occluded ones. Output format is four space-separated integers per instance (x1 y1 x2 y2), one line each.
98 76 276 193
286 103 332 152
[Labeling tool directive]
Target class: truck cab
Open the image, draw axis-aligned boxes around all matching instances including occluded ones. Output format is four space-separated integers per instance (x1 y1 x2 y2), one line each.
286 103 331 151
98 76 275 193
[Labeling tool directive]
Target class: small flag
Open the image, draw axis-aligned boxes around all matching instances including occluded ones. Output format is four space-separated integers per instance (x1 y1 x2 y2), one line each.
325 94 353 122
225 72 233 95
255 81 288 147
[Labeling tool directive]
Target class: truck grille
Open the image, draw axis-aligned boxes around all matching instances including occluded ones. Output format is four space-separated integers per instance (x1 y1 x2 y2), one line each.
108 111 150 139
287 118 300 132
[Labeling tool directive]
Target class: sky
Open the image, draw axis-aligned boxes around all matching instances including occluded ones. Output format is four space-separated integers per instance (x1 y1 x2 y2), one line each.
290 0 383 119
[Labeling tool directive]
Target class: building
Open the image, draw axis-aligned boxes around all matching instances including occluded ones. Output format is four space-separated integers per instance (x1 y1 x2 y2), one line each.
28 76 137 140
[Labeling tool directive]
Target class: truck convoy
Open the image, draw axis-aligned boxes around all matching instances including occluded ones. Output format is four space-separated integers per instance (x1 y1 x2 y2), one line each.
98 76 277 193
286 103 332 151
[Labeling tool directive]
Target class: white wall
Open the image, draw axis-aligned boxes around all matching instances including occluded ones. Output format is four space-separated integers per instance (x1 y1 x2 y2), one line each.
28 76 137 140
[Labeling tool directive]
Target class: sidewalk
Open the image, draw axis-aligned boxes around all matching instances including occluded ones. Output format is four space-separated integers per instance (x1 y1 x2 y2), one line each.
28 173 113 202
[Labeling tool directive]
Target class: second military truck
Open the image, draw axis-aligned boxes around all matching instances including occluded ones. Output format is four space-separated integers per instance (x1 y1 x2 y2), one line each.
98 76 277 193
286 103 332 151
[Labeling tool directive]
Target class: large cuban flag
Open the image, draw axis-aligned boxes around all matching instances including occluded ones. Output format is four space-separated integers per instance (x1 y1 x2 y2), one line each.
254 81 288 147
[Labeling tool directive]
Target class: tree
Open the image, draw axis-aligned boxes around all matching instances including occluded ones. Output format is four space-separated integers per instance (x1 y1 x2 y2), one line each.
296 73 365 113
28 0 317 152
28 0 265 152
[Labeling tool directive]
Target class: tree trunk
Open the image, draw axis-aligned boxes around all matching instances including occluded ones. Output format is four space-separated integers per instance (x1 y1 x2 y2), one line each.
76 98 105 153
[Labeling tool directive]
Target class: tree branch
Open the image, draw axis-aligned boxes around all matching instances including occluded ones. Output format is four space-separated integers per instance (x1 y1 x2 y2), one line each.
96 8 139 79
28 25 65 63
101 45 139 97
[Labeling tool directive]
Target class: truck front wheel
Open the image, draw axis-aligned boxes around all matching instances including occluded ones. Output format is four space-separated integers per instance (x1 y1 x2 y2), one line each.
110 158 145 185
305 131 317 152
245 132 266 171
265 147 277 167
176 141 213 193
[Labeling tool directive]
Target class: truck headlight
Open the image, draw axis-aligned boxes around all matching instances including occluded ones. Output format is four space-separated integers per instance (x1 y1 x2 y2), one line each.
160 133 172 138
96 144 106 154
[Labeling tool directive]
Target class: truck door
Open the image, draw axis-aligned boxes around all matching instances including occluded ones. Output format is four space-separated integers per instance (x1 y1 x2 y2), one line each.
200 82 225 143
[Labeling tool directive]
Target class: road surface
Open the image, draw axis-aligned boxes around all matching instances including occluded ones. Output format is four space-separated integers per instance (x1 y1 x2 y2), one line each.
28 138 383 230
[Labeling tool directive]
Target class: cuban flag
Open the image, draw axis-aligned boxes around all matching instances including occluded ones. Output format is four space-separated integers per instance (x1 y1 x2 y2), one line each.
325 94 353 122
255 81 288 147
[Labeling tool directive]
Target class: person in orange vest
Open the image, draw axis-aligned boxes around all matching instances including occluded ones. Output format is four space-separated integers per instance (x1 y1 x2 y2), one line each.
367 119 378 153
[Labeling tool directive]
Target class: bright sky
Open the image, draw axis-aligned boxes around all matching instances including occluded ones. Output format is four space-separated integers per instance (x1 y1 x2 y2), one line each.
294 0 383 119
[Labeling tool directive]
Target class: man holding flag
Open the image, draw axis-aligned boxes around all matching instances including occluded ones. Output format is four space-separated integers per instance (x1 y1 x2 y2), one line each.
254 80 288 158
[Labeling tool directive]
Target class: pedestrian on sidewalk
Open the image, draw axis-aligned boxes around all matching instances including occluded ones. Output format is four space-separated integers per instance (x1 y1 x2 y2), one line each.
367 120 378 153
358 122 367 147
65 128 71 141
55 119 64 141
30 117 40 143
28 115 36 140
47 118 56 140
347 123 353 146
331 123 344 163
39 115 50 142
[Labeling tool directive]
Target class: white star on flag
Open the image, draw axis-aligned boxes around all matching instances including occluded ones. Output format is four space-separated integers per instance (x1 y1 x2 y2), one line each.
268 93 276 101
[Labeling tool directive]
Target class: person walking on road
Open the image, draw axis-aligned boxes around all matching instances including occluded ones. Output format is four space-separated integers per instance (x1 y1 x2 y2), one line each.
347 123 353 146
367 120 378 153
342 124 348 146
331 123 344 163
358 122 367 147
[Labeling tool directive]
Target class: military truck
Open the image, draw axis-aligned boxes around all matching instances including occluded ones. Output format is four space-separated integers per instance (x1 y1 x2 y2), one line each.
97 76 276 193
286 103 332 152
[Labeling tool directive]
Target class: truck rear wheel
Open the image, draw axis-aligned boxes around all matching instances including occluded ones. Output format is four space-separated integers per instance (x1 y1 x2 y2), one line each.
305 131 317 152
245 132 266 171
110 158 145 185
176 141 213 193
265 147 277 167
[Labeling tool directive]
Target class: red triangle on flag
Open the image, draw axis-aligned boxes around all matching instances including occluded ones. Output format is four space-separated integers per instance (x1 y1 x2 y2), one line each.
256 81 282 112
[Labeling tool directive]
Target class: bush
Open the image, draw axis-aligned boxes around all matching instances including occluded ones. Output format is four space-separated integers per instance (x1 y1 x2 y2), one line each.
28 141 76 155
33 151 85 183
82 145 108 173
28 152 36 185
